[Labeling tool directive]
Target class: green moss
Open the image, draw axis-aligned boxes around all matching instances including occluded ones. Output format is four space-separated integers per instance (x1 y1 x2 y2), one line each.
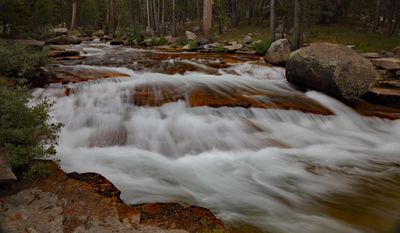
250 40 270 55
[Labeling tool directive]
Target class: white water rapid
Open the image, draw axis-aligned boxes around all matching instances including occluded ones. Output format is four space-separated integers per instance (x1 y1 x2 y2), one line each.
33 46 400 233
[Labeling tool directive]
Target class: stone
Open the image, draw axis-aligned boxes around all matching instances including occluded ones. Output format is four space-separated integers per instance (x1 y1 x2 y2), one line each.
392 47 400 58
396 70 400 77
0 162 224 233
45 35 81 45
243 35 253 44
370 58 400 70
51 27 68 36
363 86 400 108
100 35 112 42
110 39 125 45
48 49 80 58
362 52 382 59
224 43 243 52
264 39 291 66
0 151 16 184
164 35 177 44
286 43 378 100
185 31 197 40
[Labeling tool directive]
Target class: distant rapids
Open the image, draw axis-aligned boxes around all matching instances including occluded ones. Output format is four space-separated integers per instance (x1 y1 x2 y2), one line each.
33 44 400 233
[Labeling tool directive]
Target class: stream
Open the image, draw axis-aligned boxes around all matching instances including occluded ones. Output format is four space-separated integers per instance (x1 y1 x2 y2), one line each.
33 43 400 233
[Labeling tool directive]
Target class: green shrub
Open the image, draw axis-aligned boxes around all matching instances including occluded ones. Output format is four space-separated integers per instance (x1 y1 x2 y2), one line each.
250 40 270 55
0 81 62 177
187 39 199 50
176 38 189 45
213 45 226 53
0 41 49 77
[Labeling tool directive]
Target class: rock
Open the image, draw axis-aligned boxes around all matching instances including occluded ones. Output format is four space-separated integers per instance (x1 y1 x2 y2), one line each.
392 47 400 58
51 27 68 36
264 39 291 66
92 30 105 37
243 35 253 44
370 58 400 70
224 43 243 52
362 52 382 59
286 43 378 100
164 35 177 44
0 161 224 233
185 31 197 40
45 35 81 45
110 39 125 45
100 35 112 42
183 44 192 50
0 150 16 184
396 70 400 77
363 86 400 108
48 49 80 58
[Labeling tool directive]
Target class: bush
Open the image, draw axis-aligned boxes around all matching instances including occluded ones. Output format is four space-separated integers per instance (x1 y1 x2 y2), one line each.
187 39 199 50
250 40 270 55
0 41 49 77
213 45 226 53
0 81 62 177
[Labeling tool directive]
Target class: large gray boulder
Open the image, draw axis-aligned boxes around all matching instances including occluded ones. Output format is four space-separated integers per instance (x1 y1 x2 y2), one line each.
45 35 82 45
286 43 378 100
264 39 291 66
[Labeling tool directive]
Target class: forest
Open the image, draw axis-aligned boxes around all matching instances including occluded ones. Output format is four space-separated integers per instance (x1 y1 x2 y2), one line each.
1 0 400 51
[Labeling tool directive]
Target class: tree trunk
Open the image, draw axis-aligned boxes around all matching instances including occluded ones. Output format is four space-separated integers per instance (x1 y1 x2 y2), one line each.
270 0 275 43
172 0 177 36
248 0 254 25
373 0 381 30
70 0 77 30
231 0 240 27
202 0 213 40
146 0 151 29
292 0 301 50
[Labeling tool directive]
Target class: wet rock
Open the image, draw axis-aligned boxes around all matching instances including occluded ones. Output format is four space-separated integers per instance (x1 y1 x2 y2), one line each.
243 35 253 45
51 27 68 36
286 43 378 100
0 150 16 184
45 35 82 45
185 31 197 40
370 58 400 70
48 49 80 58
110 39 125 45
133 203 224 233
0 162 224 233
264 39 291 66
100 35 113 42
363 86 400 108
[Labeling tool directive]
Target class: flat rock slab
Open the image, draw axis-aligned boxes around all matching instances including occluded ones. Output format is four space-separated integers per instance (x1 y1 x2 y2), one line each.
0 151 16 184
363 86 400 108
371 58 400 70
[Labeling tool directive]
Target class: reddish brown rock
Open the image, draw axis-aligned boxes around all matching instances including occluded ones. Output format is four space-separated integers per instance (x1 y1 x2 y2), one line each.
0 161 224 233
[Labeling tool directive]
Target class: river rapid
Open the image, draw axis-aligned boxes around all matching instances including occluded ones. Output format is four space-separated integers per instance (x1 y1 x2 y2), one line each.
33 43 400 233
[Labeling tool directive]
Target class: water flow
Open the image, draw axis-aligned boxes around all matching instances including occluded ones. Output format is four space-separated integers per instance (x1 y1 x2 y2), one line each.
33 52 400 233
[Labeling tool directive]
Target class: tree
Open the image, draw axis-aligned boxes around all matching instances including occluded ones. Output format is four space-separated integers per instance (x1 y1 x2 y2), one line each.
202 0 212 40
172 0 177 36
373 0 381 30
270 0 275 43
292 0 301 50
70 0 77 30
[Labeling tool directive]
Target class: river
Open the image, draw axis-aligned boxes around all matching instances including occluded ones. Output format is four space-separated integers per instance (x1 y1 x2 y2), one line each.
33 43 400 233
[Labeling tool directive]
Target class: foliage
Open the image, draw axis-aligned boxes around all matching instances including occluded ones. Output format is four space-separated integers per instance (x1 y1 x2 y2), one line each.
0 81 62 178
0 42 49 77
250 40 270 55
143 37 168 46
213 45 226 53
187 39 199 50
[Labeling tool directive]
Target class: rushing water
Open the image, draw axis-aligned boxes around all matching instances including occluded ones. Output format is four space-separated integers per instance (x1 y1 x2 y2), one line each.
33 45 400 233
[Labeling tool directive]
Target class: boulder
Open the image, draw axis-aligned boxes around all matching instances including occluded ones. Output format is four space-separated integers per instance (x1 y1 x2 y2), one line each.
45 35 81 45
51 27 68 36
224 43 243 52
243 35 253 44
110 39 125 45
0 150 16 184
286 43 378 100
185 31 197 40
164 35 177 44
264 39 291 66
